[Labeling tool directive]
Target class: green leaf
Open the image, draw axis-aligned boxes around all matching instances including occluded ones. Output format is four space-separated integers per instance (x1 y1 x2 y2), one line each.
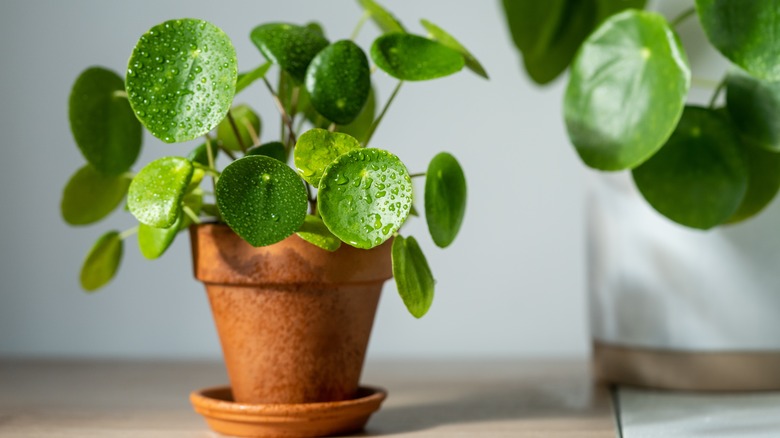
357 0 405 34
217 104 261 151
247 141 286 162
69 67 142 175
318 148 412 249
216 155 308 247
697 0 780 80
337 86 376 144
564 10 690 170
392 235 434 318
250 23 329 83
128 157 194 228
726 68 780 152
80 231 123 292
421 19 488 79
727 142 780 224
305 40 371 125
425 153 467 248
306 22 327 38
126 19 237 143
632 106 748 229
61 165 131 225
236 62 271 94
296 215 342 251
294 129 362 187
371 33 465 81
138 213 182 259
187 142 219 166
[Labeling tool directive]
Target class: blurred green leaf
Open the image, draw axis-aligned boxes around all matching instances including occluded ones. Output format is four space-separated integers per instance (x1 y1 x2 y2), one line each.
306 40 371 125
247 141 286 162
217 104 261 151
425 153 467 248
61 165 131 225
236 62 271 94
357 0 405 33
420 19 488 79
187 142 219 167
296 214 341 251
392 235 434 318
294 129 361 187
138 213 182 260
128 157 194 228
250 23 329 82
80 231 123 292
726 68 780 151
371 33 464 81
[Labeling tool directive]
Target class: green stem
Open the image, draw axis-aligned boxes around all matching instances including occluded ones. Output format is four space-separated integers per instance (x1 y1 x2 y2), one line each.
193 162 221 177
121 171 135 180
183 206 201 225
691 77 721 88
119 226 138 240
113 90 128 99
227 110 248 154
671 7 696 27
364 80 403 148
204 135 219 190
305 183 316 215
351 11 370 41
409 172 426 178
709 78 726 108
263 77 297 152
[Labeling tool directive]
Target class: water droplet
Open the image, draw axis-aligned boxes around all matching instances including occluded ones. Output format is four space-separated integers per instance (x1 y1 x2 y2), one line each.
382 224 393 235
376 190 386 198
364 177 374 190
336 174 348 185
270 213 280 222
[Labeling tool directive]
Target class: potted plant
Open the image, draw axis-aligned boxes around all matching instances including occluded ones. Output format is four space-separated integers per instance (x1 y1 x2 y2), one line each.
503 0 780 390
63 1 486 435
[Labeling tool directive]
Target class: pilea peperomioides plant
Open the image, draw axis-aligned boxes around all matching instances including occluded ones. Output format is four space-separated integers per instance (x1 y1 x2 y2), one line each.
63 1 487 318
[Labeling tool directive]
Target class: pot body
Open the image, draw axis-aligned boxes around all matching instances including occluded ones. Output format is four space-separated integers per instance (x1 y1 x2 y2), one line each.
588 173 780 390
190 224 392 404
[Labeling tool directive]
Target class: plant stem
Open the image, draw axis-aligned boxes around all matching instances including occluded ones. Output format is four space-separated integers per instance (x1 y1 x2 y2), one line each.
243 118 260 147
183 206 202 225
409 172 426 178
364 80 403 148
691 77 721 88
193 162 221 176
305 183 316 215
113 90 128 99
204 135 219 190
227 110 248 154
263 77 297 151
119 226 138 240
671 7 696 27
709 78 726 108
351 11 370 41
328 123 337 132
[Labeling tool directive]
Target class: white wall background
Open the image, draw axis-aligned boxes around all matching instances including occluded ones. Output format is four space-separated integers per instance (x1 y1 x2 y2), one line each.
0 0 721 359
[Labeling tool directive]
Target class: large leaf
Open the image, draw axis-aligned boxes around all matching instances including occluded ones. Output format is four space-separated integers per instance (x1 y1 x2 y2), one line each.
392 235 434 318
294 129 361 187
337 86 376 144
318 148 412 249
632 106 747 229
61 165 131 225
69 67 141 175
80 231 123 292
357 0 405 34
296 215 341 252
424 153 467 248
696 0 780 80
726 68 780 152
250 23 329 83
126 19 237 143
420 19 488 79
371 34 465 81
564 10 690 171
305 40 371 125
128 157 194 228
216 155 308 247
217 104 261 151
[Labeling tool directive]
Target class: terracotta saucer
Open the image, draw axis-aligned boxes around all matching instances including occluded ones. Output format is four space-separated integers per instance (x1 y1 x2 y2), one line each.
190 385 387 437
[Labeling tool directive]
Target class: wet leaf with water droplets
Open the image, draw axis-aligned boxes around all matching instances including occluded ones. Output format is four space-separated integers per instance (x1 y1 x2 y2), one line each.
306 40 371 125
128 157 194 228
296 215 341 251
425 152 467 248
80 231 123 292
392 235 434 318
294 129 361 187
61 164 131 225
217 104 261 151
420 19 488 79
250 23 329 83
371 33 465 81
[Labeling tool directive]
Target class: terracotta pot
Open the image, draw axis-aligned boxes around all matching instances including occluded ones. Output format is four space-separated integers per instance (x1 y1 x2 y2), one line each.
190 223 393 404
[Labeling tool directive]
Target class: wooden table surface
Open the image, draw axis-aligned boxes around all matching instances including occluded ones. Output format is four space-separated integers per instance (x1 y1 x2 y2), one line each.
0 359 616 437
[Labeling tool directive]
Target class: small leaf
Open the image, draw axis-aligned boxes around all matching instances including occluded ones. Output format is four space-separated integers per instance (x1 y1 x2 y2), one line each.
357 0 405 34
726 68 780 152
632 106 747 229
337 86 376 144
216 155 308 247
306 40 371 125
61 165 131 225
392 235 434 318
236 62 271 94
296 215 342 252
318 148 412 249
564 10 690 170
420 19 488 79
217 104 261 151
126 18 237 143
128 157 194 228
425 153 467 248
187 142 219 166
250 23 329 83
69 67 141 175
697 0 780 80
80 231 123 292
294 129 362 187
371 33 465 81
138 213 182 259
247 141 286 162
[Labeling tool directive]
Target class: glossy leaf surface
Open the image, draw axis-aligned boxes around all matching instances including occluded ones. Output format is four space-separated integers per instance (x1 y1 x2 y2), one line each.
128 157 194 228
357 0 405 33
126 19 237 143
80 231 123 292
318 148 412 249
247 141 286 162
236 62 271 94
632 106 747 229
727 142 780 224
421 19 488 79
371 33 465 81
294 129 361 187
69 67 141 175
726 69 780 151
217 104 261 151
216 155 307 247
565 10 690 170
306 40 371 125
250 23 329 83
392 235 434 318
425 153 467 248
337 86 376 144
296 215 341 251
138 213 182 259
61 165 131 225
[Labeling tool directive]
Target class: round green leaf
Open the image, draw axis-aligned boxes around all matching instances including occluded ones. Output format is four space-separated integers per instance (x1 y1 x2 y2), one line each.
357 0 405 34
296 215 341 252
696 0 780 80
632 106 748 229
250 23 329 83
305 40 371 125
420 19 488 79
727 136 780 224
217 104 261 151
318 148 412 249
337 86 376 144
138 213 182 260
216 155 308 247
80 231 123 292
726 69 780 152
392 235 434 318
187 142 219 166
247 141 286 162
371 33 465 81
126 18 238 143
424 152 467 248
294 129 362 187
564 10 690 170
69 67 142 175
61 165 131 225
128 157 194 228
